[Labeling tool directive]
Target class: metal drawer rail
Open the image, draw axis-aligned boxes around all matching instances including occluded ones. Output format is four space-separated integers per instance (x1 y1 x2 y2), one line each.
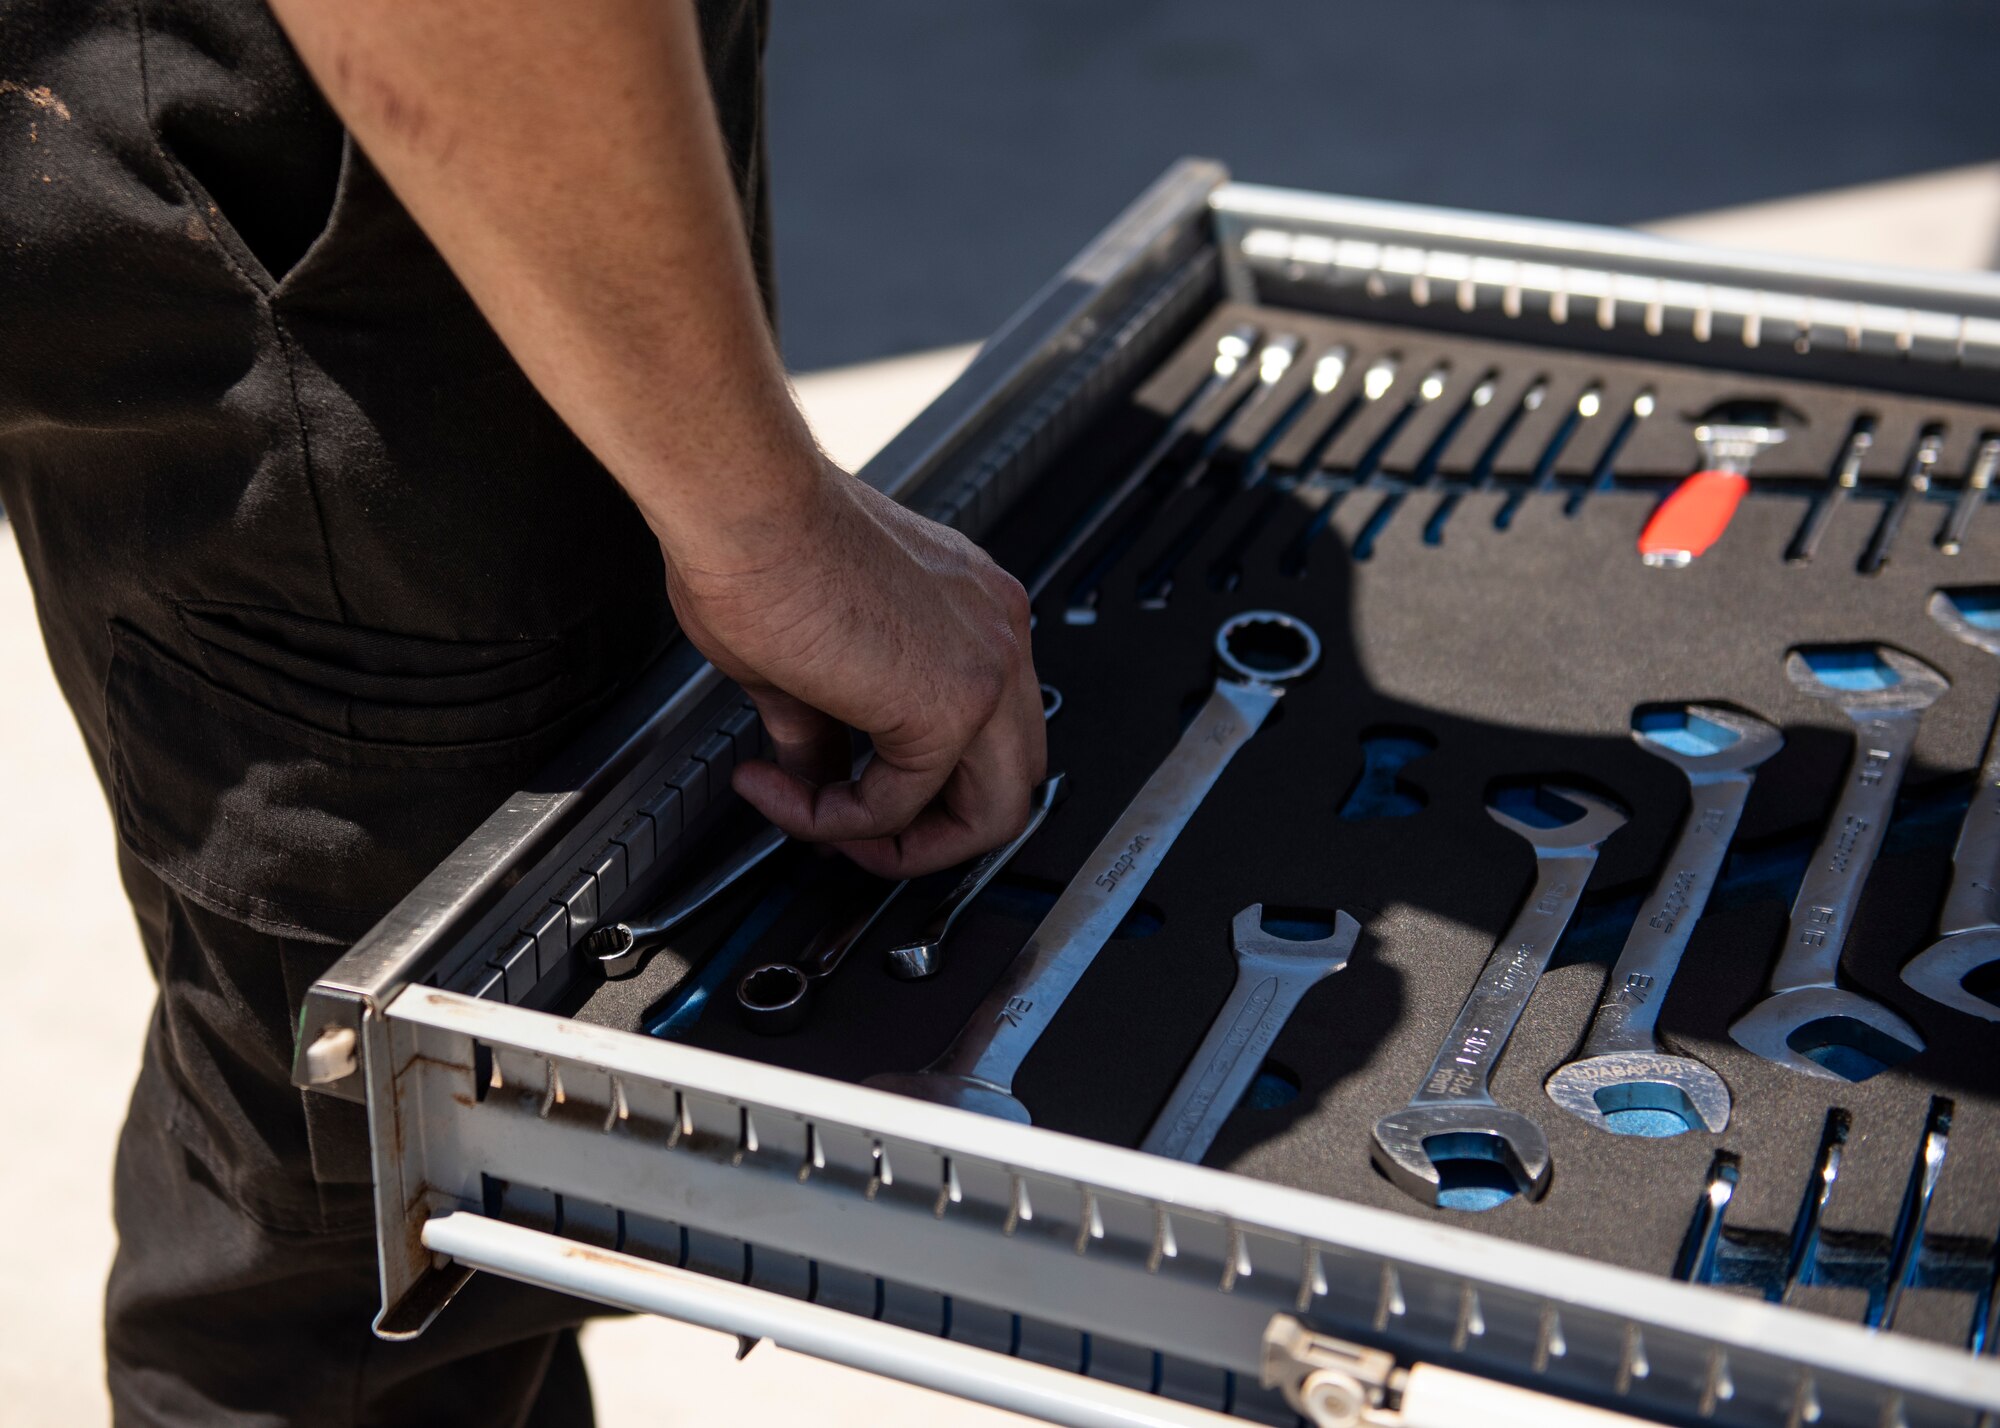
377 988 2000 1428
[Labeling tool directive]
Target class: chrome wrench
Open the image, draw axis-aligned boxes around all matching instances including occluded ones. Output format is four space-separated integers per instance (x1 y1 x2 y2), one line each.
1139 904 1359 1162
865 610 1322 1123
1728 646 1944 1078
1545 705 1783 1135
1372 785 1627 1205
884 772 1067 980
1901 589 2000 1021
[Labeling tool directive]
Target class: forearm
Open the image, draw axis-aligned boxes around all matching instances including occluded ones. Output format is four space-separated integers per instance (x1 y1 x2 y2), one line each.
267 0 820 572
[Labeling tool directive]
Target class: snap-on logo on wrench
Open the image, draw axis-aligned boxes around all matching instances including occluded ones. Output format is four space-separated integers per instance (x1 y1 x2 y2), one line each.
1649 867 1697 933
1094 833 1153 892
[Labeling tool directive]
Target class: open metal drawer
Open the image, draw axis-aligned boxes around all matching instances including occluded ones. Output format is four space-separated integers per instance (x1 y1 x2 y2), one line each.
295 161 2000 1428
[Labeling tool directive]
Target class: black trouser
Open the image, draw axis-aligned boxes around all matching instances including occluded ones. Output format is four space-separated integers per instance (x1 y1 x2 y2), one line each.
0 2 769 1421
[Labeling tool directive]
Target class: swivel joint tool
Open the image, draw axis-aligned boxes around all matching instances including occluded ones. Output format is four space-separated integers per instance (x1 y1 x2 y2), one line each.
1546 706 1783 1136
866 611 1321 1123
1372 784 1627 1206
1728 646 1945 1079
1901 590 2000 1022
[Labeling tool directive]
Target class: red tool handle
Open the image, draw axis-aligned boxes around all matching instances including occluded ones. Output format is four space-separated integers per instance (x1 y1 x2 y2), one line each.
1637 469 1749 567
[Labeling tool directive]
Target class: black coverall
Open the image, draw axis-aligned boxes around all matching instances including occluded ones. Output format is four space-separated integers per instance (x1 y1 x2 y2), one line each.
0 2 769 1420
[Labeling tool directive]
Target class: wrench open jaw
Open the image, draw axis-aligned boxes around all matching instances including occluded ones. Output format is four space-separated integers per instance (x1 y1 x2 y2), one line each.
1372 784 1626 1208
1546 705 1783 1137
866 611 1321 1123
1901 589 2000 1022
1728 646 1947 1081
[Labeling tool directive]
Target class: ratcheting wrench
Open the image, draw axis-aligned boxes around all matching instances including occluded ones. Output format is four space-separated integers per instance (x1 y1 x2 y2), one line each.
1139 904 1358 1162
865 610 1322 1123
885 773 1067 981
1545 706 1782 1135
1372 785 1627 1205
1728 646 1944 1078
1901 590 2000 1021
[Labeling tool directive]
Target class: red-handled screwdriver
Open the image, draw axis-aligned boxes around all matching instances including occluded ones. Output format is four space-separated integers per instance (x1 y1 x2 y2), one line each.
1638 401 1793 568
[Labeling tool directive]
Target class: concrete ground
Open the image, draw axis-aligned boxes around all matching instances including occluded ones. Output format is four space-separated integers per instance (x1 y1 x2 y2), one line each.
2 171 1996 1424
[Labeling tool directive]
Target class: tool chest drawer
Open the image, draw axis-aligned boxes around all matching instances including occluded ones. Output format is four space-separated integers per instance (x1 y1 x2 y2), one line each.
298 161 2000 1428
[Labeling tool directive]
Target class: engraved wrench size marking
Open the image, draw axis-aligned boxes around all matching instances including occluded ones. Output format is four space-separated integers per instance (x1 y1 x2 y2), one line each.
1902 589 2000 1021
1546 706 1782 1135
865 611 1322 1123
1140 904 1358 1162
1372 785 1627 1205
1728 646 1944 1078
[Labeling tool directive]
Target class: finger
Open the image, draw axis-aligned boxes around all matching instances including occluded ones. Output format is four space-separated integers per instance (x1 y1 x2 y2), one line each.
747 688 853 787
839 696 1041 877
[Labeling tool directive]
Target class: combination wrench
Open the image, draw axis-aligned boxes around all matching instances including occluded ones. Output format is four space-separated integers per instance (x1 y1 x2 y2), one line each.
1371 784 1627 1206
734 873 906 1034
1900 589 2000 1021
884 772 1068 980
1545 705 1783 1136
1938 436 2000 557
1728 646 1945 1078
865 610 1323 1122
1139 904 1359 1162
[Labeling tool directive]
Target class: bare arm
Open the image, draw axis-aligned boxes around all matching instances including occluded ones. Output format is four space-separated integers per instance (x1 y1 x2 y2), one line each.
267 0 1045 875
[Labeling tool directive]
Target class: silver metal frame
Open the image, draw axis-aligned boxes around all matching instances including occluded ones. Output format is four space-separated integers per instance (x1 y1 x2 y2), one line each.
307 160 2000 1426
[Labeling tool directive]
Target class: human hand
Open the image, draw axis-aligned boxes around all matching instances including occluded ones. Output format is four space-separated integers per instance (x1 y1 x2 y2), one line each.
662 462 1047 878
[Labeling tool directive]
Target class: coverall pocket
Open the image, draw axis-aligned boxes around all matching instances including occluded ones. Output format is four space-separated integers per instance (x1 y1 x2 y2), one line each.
106 619 588 947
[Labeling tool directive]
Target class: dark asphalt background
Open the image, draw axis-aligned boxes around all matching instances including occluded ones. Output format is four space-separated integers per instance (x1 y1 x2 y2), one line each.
763 1 2000 370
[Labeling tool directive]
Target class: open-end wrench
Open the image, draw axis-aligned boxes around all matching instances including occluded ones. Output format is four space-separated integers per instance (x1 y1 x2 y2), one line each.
1901 589 2000 1021
1372 785 1628 1205
1787 419 1875 565
1140 904 1359 1162
1939 435 2000 556
865 611 1323 1123
884 772 1067 980
1861 428 1945 575
1728 646 1945 1078
1545 705 1783 1136
1639 400 1792 568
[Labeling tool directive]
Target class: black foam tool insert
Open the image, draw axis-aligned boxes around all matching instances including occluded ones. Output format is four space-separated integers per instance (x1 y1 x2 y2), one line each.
571 303 2000 1349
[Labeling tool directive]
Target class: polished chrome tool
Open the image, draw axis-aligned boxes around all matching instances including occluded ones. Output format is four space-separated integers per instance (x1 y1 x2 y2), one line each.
1494 383 1600 530
1639 400 1791 568
1901 589 2000 1021
865 611 1322 1122
1372 785 1627 1205
1139 904 1358 1162
1728 646 1944 1078
1422 376 1547 544
1564 388 1656 516
1939 435 2000 556
592 823 790 978
885 773 1067 980
1352 371 1496 560
1787 419 1875 565
1061 329 1291 623
1206 348 1378 591
1025 323 1260 603
1861 427 1944 575
735 875 906 1034
1281 361 1447 574
1545 705 1783 1135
